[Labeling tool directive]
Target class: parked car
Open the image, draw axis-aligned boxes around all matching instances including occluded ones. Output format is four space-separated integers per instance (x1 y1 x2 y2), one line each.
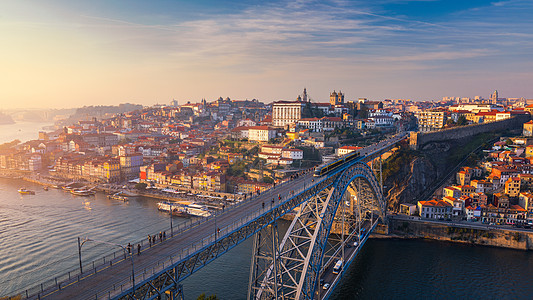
323 283 330 290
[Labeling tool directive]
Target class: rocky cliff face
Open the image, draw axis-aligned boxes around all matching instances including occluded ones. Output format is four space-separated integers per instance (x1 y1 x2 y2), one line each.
386 156 438 211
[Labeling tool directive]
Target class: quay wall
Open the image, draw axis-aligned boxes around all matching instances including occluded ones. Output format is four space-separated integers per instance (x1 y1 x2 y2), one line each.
409 115 530 150
379 218 533 251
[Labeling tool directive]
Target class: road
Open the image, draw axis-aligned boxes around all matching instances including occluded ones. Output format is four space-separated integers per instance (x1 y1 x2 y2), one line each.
318 220 373 299
391 214 533 234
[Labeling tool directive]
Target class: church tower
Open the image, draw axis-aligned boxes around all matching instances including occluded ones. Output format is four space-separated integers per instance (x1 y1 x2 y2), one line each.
330 90 344 105
491 90 498 104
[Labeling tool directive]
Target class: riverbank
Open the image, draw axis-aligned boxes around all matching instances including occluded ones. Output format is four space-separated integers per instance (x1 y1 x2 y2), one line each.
372 217 533 251
14 174 236 210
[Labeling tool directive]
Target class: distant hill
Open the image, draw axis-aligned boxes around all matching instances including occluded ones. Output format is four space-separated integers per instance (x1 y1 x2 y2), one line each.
57 103 144 126
0 112 14 125
74 103 143 117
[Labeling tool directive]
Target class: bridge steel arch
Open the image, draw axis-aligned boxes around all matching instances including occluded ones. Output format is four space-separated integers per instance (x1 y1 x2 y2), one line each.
248 161 386 300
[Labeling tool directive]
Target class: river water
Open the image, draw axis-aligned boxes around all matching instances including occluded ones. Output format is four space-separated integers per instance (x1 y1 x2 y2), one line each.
1 177 533 299
0 121 54 144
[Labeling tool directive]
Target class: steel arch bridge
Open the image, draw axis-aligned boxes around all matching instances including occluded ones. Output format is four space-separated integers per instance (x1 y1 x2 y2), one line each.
27 134 404 300
248 161 386 300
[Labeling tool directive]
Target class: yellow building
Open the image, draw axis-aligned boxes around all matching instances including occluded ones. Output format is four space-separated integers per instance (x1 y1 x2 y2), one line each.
286 131 299 140
526 145 533 158
523 120 533 137
415 110 446 131
505 177 521 197
102 159 121 182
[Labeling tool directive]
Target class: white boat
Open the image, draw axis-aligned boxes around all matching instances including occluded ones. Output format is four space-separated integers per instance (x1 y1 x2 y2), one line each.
185 204 211 218
157 202 211 217
157 201 173 212
71 188 95 196
108 193 128 201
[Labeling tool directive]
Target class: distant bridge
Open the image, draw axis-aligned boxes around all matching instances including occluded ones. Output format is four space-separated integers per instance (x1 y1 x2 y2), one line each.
19 133 406 300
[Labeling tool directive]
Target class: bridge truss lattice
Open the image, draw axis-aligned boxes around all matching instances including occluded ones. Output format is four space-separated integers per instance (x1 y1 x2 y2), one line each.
248 161 386 300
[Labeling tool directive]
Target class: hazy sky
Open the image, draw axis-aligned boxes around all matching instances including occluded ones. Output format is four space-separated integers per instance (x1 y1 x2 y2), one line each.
1 0 532 108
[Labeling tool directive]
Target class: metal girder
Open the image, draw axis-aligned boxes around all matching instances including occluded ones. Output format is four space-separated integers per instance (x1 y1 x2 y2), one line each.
249 162 387 300
115 177 337 300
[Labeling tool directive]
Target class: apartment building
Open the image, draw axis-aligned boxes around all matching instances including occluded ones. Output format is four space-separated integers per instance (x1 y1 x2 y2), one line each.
415 110 447 131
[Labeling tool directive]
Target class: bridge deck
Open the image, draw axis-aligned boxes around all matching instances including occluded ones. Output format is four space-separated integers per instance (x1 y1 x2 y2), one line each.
32 133 406 299
39 174 316 299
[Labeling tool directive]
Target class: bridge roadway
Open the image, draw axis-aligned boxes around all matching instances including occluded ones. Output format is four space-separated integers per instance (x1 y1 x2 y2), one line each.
41 173 316 299
318 220 375 299
36 133 406 299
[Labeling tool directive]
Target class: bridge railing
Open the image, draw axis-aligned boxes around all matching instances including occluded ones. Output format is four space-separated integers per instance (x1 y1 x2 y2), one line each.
20 170 316 299
96 173 326 299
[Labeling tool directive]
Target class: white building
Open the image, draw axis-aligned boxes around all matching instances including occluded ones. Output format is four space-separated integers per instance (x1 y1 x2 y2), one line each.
248 126 276 142
261 145 284 154
281 149 303 160
417 199 452 219
449 104 502 113
337 146 362 156
272 101 306 128
297 118 322 132
28 154 42 171
237 118 257 127
369 116 395 127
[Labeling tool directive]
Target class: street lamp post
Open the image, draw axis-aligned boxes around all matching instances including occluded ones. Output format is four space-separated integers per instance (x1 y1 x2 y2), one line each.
169 202 174 237
78 237 136 292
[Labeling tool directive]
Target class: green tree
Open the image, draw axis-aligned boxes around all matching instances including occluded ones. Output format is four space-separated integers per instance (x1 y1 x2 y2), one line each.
358 106 368 119
456 115 468 126
245 146 260 156
227 160 247 177
446 119 456 126
197 293 219 300
263 176 274 184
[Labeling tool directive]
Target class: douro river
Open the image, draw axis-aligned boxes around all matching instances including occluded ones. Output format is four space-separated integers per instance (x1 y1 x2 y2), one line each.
1 178 532 299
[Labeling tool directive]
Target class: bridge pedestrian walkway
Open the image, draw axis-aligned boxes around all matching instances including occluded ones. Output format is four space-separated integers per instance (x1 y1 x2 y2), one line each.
25 133 406 299
35 172 317 299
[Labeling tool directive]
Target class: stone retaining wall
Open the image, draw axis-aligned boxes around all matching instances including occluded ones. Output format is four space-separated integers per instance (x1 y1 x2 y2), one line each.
385 218 533 250
410 115 530 150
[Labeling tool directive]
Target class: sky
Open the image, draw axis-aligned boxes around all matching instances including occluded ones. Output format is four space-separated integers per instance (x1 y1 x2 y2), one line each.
1 0 532 109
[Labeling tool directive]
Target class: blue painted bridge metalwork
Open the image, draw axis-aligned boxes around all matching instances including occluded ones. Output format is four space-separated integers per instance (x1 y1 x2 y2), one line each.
22 134 405 300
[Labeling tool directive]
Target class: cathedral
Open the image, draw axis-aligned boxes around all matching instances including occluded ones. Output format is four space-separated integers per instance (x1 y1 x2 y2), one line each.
330 90 344 106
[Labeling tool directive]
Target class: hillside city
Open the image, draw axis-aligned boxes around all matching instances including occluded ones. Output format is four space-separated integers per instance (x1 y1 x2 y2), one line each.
2 89 533 225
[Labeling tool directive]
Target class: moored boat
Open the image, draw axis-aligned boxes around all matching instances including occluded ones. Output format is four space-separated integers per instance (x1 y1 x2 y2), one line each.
18 188 35 195
185 204 212 217
157 201 211 217
70 189 95 196
108 192 128 201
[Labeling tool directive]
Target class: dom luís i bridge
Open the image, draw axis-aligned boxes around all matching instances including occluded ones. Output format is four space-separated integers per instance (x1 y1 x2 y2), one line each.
20 133 407 300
